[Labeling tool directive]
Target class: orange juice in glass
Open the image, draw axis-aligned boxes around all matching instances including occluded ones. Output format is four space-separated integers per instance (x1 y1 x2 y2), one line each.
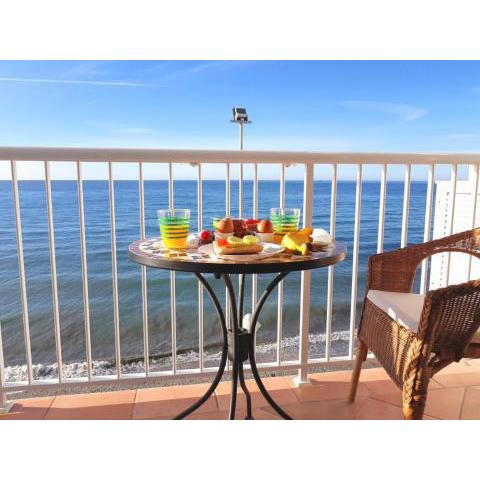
158 209 190 249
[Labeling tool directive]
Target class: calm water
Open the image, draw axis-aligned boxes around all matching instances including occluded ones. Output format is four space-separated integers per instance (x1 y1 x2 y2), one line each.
0 180 431 372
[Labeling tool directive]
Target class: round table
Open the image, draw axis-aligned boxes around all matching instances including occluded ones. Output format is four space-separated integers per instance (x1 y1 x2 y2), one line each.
129 238 347 420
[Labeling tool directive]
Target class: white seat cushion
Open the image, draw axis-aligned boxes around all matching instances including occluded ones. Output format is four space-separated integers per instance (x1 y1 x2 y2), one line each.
367 290 425 332
367 289 480 343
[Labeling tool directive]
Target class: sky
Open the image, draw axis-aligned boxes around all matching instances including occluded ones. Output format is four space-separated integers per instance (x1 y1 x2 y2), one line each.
0 60 479 180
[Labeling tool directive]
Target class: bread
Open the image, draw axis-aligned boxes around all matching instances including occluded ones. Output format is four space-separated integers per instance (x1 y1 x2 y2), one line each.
213 241 263 255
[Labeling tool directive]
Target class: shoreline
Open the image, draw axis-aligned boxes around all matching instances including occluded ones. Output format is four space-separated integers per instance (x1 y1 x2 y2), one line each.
3 331 371 399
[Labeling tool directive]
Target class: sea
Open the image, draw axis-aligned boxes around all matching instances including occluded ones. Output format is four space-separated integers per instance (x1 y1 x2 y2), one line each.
0 180 430 380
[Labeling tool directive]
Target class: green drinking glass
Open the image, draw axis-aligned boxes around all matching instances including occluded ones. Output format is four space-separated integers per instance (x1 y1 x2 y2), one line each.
270 208 300 234
157 209 190 249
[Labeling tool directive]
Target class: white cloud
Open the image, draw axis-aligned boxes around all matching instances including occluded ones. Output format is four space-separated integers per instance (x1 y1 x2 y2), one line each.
340 100 427 121
164 60 249 80
0 77 161 88
59 61 112 79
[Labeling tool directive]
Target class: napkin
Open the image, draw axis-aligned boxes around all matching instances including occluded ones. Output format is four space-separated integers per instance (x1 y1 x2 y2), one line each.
312 228 332 246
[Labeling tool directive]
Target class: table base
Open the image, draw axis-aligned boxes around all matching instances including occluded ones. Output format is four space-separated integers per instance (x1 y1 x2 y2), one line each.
174 271 292 420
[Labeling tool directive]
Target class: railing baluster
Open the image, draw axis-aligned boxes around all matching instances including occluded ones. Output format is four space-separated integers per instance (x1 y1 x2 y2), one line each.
377 164 387 253
108 162 121 378
197 164 204 371
168 162 177 374
349 164 363 359
44 161 63 383
225 163 231 217
297 162 314 383
325 163 337 361
420 164 435 294
400 164 411 248
446 164 458 285
76 162 93 380
276 163 286 365
138 162 149 375
10 160 33 384
225 163 231 369
468 164 480 281
251 163 258 314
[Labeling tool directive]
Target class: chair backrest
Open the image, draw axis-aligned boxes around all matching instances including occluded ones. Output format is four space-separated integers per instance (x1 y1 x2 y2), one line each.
367 228 480 294
415 227 480 264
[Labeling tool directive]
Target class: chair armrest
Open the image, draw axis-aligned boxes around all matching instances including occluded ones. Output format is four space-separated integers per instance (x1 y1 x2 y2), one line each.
417 280 480 360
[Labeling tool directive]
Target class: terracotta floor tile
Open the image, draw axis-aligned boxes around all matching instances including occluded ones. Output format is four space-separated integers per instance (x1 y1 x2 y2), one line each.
362 378 400 397
345 368 400 397
0 396 55 420
465 359 480 370
355 367 392 382
291 374 370 403
133 383 217 419
5 363 477 420
45 390 136 420
437 359 472 373
431 360 480 388
420 387 465 419
433 371 480 388
185 408 280 420
266 398 356 420
268 397 407 420
367 380 444 408
215 376 299 411
351 397 407 420
367 381 463 419
460 386 480 419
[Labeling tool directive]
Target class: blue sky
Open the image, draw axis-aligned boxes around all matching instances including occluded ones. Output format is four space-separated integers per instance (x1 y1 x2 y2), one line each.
0 60 479 180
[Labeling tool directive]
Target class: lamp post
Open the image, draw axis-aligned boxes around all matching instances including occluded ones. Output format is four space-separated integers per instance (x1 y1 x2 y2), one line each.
231 107 251 217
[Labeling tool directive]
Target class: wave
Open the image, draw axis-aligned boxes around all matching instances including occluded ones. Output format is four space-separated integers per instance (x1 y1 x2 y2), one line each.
4 330 352 382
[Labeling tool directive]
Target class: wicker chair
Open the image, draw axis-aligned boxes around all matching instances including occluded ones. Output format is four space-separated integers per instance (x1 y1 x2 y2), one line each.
348 228 480 419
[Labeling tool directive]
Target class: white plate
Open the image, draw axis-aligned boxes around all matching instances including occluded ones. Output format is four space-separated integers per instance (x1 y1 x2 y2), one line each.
197 242 284 261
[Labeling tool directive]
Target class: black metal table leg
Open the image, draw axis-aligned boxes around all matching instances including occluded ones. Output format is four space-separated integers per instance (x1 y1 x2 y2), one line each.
238 362 253 419
223 274 241 419
175 270 293 420
173 273 228 420
248 271 293 420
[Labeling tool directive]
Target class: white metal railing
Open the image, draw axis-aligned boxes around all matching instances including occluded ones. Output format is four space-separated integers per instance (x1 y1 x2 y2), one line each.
1 146 480 405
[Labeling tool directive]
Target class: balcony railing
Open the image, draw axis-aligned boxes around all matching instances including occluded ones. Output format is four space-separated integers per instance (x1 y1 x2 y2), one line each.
1 146 479 408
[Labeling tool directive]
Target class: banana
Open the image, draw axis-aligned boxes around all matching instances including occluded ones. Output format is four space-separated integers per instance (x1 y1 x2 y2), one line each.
281 228 313 255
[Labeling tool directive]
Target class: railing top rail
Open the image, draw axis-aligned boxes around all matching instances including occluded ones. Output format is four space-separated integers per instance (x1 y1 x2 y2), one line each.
1 146 480 165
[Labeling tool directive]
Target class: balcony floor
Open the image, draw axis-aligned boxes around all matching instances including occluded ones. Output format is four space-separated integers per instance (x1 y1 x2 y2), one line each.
2 359 480 420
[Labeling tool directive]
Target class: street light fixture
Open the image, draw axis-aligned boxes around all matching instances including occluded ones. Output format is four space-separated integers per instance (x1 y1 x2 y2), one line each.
231 107 250 124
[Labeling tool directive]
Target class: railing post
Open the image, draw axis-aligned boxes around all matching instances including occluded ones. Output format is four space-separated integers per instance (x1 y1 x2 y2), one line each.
296 162 314 385
420 164 435 293
349 164 363 359
0 323 13 413
276 163 286 365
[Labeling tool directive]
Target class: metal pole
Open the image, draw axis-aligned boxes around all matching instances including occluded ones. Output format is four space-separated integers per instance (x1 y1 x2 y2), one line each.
239 123 244 217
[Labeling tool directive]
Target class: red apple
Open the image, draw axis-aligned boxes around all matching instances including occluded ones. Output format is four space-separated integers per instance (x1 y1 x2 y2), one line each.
257 219 274 233
216 217 234 233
